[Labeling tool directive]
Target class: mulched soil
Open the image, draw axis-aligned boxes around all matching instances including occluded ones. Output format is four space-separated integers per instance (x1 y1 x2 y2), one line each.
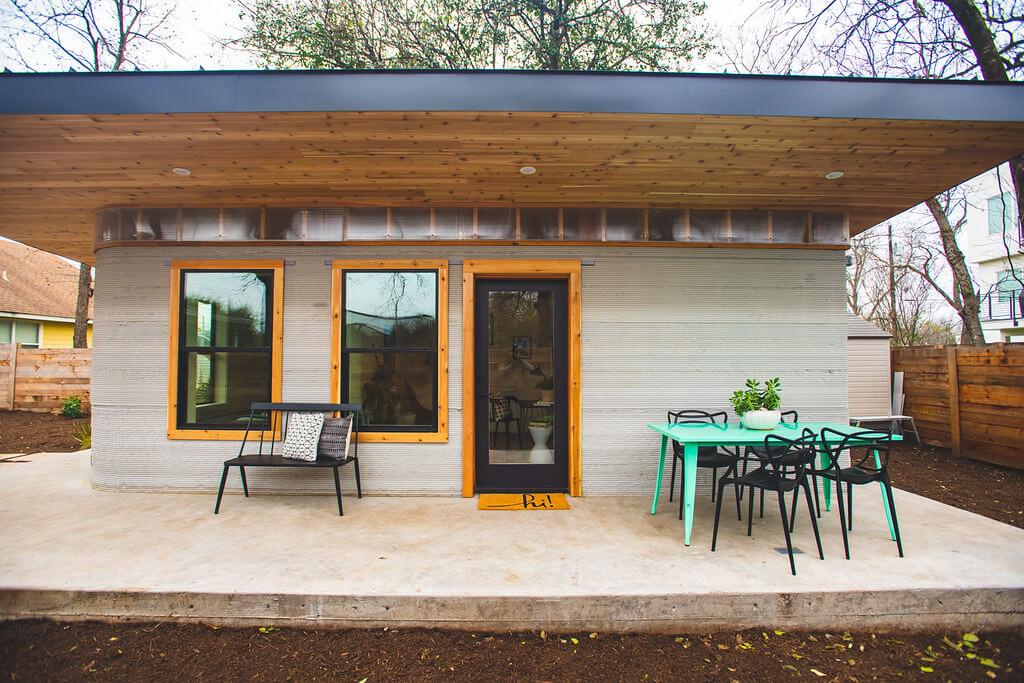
0 410 88 455
888 442 1024 530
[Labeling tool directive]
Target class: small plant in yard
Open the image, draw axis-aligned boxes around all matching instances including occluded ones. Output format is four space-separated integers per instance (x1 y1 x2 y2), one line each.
60 394 84 418
729 378 782 415
71 422 91 449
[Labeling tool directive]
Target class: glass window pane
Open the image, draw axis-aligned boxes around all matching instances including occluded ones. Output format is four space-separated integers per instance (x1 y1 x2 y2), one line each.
345 271 437 348
519 208 559 240
605 209 643 241
730 210 771 243
772 211 809 243
13 322 39 346
346 351 436 429
183 351 271 428
264 208 304 240
476 208 515 239
181 209 220 241
433 208 473 239
347 208 387 240
0 319 11 343
220 209 261 241
390 208 432 240
135 209 177 241
648 209 683 241
562 208 601 241
183 271 271 347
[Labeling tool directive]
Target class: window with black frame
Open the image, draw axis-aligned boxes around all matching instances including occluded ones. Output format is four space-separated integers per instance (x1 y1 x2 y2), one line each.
341 270 438 432
177 269 274 430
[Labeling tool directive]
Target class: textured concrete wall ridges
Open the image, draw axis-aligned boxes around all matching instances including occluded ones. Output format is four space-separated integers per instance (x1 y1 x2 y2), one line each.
92 245 847 496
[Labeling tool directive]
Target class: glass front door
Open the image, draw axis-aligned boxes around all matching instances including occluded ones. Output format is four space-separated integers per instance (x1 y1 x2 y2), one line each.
474 279 569 492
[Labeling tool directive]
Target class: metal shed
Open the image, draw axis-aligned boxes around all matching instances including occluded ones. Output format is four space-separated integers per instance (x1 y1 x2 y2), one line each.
848 315 893 416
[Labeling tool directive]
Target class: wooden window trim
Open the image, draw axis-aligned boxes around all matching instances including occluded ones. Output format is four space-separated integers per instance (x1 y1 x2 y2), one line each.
330 259 449 444
167 259 284 440
461 259 582 497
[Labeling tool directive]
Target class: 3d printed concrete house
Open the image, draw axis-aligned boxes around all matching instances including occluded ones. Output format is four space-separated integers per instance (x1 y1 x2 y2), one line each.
1 70 1021 498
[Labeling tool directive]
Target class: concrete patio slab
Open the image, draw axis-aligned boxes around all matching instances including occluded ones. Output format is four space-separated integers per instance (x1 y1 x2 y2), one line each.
1 451 1022 632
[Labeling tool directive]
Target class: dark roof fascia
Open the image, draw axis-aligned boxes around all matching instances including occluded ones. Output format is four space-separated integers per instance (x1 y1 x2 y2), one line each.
2 69 1023 122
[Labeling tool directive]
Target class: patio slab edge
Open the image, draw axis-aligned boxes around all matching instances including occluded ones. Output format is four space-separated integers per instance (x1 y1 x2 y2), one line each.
2 587 1021 633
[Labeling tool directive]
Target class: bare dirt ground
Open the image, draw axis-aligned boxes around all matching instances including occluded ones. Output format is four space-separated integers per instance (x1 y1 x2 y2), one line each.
0 410 88 455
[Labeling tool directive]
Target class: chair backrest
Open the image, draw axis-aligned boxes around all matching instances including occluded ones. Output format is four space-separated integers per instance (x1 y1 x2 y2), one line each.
818 427 893 475
760 429 818 482
780 410 799 424
240 402 361 459
668 409 727 425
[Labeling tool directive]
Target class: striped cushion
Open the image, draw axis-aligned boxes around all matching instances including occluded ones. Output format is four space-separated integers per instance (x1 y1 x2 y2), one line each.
318 415 353 460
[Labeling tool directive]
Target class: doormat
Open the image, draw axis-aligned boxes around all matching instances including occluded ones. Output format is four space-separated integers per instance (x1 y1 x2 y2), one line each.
478 493 570 510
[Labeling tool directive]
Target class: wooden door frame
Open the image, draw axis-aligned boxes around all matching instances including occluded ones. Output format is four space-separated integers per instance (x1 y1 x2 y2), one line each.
461 259 582 497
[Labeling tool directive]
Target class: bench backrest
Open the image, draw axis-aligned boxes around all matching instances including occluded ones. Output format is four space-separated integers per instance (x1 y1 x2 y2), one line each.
240 402 362 460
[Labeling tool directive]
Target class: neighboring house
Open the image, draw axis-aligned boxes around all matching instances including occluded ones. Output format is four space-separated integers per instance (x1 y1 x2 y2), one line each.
0 71 1021 498
847 314 892 417
0 240 92 348
965 165 1023 342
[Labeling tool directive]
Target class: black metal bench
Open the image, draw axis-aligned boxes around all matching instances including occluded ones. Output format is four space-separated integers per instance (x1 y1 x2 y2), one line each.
214 402 362 516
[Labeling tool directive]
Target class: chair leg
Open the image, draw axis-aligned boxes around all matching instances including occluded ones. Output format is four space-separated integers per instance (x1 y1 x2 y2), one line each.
834 478 851 560
789 484 800 532
214 464 229 514
848 480 854 531
759 488 764 519
747 486 755 536
711 479 727 551
669 455 677 503
333 466 344 516
777 490 796 575
239 466 249 497
803 480 825 560
738 455 748 500
352 457 362 498
811 474 821 517
710 467 717 502
882 474 904 558
729 467 742 522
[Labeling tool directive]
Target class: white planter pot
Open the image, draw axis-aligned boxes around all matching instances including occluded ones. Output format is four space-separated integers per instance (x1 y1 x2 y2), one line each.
741 410 781 430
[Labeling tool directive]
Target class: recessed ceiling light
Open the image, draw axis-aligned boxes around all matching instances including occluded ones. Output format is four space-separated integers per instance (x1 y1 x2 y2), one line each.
519 166 537 175
172 167 192 176
825 171 844 180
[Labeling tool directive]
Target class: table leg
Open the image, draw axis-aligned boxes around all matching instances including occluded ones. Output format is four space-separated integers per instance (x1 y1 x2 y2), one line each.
651 434 668 515
874 448 897 541
682 443 698 546
820 447 832 512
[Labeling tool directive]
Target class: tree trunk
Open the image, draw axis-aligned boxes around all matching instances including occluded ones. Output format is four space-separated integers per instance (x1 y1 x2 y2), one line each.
73 263 91 348
936 0 1024 242
925 198 985 344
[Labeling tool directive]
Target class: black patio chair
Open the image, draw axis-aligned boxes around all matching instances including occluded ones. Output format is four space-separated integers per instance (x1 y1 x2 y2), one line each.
668 409 744 522
489 394 521 449
742 410 822 519
712 429 824 575
214 402 362 516
807 427 903 559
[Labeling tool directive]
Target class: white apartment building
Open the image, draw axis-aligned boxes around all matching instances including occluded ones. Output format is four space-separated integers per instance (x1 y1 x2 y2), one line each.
965 164 1024 342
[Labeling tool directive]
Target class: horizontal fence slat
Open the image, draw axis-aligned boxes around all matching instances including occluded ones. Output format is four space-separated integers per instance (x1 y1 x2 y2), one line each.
0 343 92 414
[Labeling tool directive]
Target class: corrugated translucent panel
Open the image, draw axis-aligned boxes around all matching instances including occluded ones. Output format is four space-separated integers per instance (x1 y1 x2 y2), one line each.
648 209 684 242
772 211 809 243
605 209 644 241
689 210 726 242
305 208 345 240
96 210 121 243
136 209 178 241
347 209 387 240
812 213 845 244
730 210 771 243
476 208 515 239
390 208 432 240
520 208 559 240
181 209 220 241
432 208 473 239
264 208 303 240
562 208 601 241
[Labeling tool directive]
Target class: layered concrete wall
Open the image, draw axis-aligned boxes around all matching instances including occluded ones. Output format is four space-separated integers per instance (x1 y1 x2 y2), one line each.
91 245 848 496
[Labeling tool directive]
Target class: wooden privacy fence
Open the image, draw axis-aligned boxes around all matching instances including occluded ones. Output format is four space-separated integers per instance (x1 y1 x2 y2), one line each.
892 343 1024 470
0 343 91 413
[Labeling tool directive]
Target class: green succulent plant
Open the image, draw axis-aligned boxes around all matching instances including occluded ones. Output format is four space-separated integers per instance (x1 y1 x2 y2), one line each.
729 378 782 415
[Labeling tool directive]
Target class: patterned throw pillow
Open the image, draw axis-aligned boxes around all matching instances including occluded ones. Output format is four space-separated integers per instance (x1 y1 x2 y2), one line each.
318 415 353 460
490 394 509 421
281 412 325 461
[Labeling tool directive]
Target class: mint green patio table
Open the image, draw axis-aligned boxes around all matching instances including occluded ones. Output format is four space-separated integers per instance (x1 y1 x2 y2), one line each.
646 422 901 546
